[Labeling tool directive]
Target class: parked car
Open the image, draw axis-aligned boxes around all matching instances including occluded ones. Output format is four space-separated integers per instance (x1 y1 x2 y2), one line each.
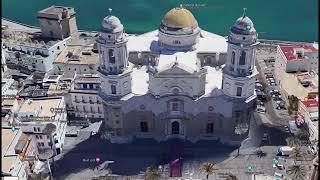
272 94 282 99
256 100 264 106
256 106 266 113
273 96 283 101
270 89 280 95
269 82 276 86
308 145 317 155
265 74 274 78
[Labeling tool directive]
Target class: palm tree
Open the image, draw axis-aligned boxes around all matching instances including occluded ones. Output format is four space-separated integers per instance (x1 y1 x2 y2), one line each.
226 173 238 180
201 162 217 180
291 146 303 165
255 149 267 158
286 136 300 147
286 165 306 180
143 166 162 180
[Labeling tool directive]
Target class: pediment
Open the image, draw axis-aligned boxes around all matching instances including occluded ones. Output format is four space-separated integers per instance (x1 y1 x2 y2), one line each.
158 62 195 75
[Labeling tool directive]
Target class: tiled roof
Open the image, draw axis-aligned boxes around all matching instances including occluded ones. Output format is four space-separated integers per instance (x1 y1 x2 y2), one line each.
280 44 318 61
302 98 319 108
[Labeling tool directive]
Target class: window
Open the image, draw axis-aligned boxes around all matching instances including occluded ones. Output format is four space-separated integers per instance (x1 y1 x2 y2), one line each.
108 49 115 63
34 127 37 132
239 51 246 65
50 31 54 36
41 61 43 64
37 142 41 147
171 102 179 112
236 87 242 97
111 85 116 94
206 123 214 133
47 135 50 139
89 84 93 89
48 142 52 146
41 142 44 146
54 139 58 143
84 69 86 71
140 121 148 132
39 135 43 139
57 46 60 50
36 135 39 139
37 127 40 132
173 40 181 44
231 51 235 64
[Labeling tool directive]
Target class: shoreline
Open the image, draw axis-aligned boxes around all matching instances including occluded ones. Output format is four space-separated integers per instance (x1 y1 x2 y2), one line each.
2 17 318 45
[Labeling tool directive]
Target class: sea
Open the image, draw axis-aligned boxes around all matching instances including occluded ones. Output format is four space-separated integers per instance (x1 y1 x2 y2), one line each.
2 0 318 42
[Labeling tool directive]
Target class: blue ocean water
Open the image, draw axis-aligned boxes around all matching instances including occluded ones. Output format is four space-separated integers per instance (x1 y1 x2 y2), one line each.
2 0 318 42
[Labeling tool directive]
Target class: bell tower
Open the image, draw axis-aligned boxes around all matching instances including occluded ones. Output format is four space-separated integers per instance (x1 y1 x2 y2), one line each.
97 9 132 99
222 9 259 99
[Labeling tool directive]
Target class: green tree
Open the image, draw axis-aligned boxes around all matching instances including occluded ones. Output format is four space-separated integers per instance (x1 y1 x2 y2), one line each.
143 166 162 180
201 163 218 180
291 146 303 165
286 165 306 180
255 149 267 158
286 136 300 147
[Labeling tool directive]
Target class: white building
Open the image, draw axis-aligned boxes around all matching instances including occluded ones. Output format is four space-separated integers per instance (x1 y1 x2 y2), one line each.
15 97 67 155
298 97 318 147
1 128 28 180
97 7 258 144
2 29 69 72
52 44 99 76
2 42 8 73
69 74 104 122
276 44 318 73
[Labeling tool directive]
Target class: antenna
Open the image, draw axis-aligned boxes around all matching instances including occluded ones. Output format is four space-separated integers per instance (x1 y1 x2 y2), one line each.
242 8 247 18
108 8 112 15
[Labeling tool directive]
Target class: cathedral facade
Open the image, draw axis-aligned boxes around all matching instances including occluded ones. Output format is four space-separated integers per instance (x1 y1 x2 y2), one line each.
97 7 259 144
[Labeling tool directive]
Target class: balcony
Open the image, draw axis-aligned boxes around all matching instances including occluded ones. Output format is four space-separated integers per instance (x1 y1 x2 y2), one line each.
89 100 94 104
82 99 87 104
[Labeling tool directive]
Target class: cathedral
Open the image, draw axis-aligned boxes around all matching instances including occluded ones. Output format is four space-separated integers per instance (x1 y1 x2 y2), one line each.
96 7 259 144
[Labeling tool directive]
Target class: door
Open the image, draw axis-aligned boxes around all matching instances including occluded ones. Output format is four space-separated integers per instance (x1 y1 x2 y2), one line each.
171 121 180 134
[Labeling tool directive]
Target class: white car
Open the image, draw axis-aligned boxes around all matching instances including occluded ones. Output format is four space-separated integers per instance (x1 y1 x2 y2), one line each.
270 89 280 95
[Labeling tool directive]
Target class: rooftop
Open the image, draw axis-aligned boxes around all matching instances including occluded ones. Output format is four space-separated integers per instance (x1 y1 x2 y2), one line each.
2 30 61 48
38 6 76 20
1 128 20 173
18 97 63 118
302 98 318 108
55 45 99 65
280 44 318 61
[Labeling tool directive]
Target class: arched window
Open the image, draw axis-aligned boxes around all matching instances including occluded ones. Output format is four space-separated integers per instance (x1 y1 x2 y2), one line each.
239 51 246 65
231 51 235 64
111 85 116 94
108 49 115 63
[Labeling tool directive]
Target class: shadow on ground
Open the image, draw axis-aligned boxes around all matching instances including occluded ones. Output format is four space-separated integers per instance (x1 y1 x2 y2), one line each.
51 134 237 179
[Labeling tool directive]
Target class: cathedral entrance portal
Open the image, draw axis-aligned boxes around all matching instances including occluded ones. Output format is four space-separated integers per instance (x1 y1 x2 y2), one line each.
171 121 180 134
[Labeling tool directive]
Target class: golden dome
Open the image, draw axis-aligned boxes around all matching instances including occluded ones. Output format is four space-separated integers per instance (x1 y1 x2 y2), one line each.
162 7 198 28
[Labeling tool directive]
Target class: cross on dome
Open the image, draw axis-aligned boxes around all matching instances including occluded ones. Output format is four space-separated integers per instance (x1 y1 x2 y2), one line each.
108 8 112 15
242 8 247 18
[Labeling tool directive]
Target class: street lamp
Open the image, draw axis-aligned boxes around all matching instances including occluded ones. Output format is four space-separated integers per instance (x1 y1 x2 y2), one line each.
234 123 249 157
